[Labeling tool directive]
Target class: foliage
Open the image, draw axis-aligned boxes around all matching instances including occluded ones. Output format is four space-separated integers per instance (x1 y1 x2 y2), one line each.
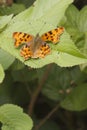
0 0 87 130
0 4 25 15
0 64 5 83
0 104 33 130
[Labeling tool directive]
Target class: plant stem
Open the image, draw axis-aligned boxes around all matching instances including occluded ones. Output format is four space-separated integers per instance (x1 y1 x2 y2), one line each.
34 103 60 130
28 64 52 115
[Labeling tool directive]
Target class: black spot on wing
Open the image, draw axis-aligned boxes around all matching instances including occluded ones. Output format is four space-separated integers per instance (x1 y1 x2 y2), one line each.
23 33 27 37
48 31 52 35
27 35 30 38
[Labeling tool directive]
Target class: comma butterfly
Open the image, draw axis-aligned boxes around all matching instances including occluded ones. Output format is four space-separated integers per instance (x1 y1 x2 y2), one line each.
13 27 64 60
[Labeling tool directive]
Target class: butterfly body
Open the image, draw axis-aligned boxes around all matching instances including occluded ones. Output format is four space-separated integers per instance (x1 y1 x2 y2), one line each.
22 33 50 59
30 33 45 52
13 27 64 60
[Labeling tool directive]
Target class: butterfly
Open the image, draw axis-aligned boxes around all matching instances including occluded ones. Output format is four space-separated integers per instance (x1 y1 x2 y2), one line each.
13 27 64 60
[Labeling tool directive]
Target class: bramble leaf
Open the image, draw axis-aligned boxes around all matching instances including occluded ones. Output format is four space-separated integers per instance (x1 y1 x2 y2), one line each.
0 104 33 130
1 0 87 68
0 64 5 83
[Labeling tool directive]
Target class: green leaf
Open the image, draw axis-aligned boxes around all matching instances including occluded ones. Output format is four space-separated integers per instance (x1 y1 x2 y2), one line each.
64 5 81 44
2 0 87 68
65 4 79 28
61 84 87 111
0 85 12 105
37 65 71 101
77 6 87 32
51 31 87 67
0 104 33 130
0 14 13 31
0 74 15 105
70 66 87 84
79 33 87 70
0 4 25 15
29 0 73 24
64 5 87 57
10 59 25 70
17 0 35 8
0 49 15 70
0 64 5 83
11 67 37 82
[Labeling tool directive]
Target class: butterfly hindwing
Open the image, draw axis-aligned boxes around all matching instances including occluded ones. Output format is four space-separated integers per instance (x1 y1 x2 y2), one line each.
13 32 33 47
34 42 51 58
41 27 64 44
20 44 33 60
20 42 51 60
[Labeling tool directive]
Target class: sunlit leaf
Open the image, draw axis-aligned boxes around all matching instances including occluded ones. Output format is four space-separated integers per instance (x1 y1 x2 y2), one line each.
0 104 33 130
0 64 5 83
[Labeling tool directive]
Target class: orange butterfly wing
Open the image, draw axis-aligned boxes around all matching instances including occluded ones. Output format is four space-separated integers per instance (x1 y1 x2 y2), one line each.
41 27 64 44
20 44 33 60
33 43 51 58
13 32 33 47
20 42 51 60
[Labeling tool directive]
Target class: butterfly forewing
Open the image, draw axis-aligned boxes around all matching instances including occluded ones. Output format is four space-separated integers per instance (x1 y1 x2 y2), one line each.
13 32 33 47
41 27 64 44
